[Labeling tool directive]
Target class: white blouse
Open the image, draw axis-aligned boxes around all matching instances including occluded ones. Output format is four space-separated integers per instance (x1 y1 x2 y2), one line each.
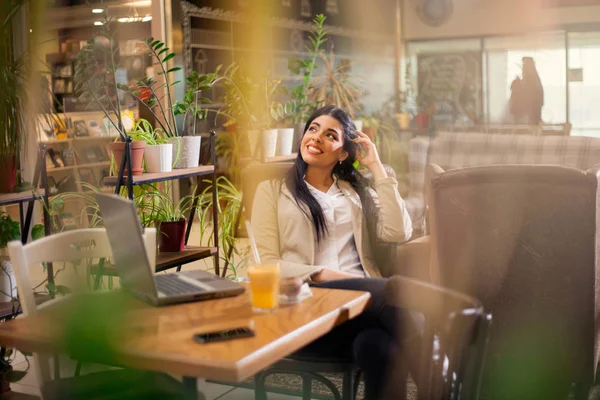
305 180 366 277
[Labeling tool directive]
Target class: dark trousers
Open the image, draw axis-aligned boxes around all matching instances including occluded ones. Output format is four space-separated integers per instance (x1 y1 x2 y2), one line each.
296 278 424 400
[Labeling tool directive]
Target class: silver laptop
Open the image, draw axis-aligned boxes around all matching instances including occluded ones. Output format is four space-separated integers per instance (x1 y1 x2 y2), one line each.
95 193 245 306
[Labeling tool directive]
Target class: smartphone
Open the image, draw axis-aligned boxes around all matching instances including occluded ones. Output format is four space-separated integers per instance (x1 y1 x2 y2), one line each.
193 327 255 344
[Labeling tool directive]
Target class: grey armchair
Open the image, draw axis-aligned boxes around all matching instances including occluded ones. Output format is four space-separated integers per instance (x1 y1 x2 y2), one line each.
427 163 598 400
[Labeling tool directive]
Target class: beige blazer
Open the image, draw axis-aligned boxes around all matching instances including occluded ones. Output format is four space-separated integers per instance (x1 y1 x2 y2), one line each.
251 176 413 281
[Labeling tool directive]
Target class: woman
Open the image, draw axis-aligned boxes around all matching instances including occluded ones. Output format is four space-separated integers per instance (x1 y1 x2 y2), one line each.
251 105 420 399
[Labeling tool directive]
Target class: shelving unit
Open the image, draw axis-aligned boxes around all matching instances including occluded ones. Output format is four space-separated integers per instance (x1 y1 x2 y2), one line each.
104 132 221 275
41 135 117 193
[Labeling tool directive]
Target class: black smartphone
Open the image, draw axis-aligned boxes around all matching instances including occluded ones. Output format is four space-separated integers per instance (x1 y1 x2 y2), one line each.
193 327 255 344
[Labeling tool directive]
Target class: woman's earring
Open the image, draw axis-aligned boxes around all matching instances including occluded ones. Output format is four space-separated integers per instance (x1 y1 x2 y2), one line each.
339 160 342 165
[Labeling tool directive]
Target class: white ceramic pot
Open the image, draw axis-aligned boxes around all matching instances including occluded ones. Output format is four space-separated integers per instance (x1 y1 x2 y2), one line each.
276 128 295 156
168 136 202 169
144 143 173 173
262 129 278 159
354 119 364 132
247 130 261 158
0 257 16 303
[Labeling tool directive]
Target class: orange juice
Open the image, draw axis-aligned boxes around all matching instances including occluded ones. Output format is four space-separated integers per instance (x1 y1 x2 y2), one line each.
248 265 280 312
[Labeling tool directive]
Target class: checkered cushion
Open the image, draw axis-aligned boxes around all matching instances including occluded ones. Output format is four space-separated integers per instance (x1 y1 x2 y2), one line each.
405 132 600 224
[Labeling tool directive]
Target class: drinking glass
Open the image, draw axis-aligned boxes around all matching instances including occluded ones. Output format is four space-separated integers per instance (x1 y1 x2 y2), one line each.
247 264 280 312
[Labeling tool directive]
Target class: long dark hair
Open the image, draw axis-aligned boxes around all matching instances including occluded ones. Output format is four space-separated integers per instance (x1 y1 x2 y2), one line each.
286 105 378 246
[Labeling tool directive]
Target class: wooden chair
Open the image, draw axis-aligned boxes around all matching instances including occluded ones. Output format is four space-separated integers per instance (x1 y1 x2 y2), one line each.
7 228 187 400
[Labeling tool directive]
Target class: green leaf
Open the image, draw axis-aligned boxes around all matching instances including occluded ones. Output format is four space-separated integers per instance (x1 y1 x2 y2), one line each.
154 42 164 51
162 53 175 63
158 48 170 56
167 67 182 73
151 40 160 48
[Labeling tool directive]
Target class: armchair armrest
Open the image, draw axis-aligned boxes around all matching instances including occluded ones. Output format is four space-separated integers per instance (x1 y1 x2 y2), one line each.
378 236 431 282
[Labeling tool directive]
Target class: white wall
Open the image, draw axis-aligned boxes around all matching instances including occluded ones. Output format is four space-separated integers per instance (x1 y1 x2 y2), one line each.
403 0 600 40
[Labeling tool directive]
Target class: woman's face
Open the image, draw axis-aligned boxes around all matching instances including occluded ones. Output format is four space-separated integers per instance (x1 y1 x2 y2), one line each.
300 115 349 169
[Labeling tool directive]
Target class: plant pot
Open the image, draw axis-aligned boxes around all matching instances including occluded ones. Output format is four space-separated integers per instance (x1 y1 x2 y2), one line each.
262 129 278 159
292 122 305 153
0 257 17 303
0 156 16 193
396 113 411 130
363 126 377 141
276 128 294 156
246 130 261 158
168 136 201 169
415 114 430 130
107 141 146 176
158 219 186 252
144 143 173 173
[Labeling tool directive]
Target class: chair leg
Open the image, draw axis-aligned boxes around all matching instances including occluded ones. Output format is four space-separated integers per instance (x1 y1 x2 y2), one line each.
342 370 353 400
352 370 362 400
183 376 199 400
301 374 312 400
254 372 268 400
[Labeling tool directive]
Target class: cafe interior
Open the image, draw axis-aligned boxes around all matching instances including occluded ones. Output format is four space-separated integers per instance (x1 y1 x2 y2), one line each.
1 0 600 399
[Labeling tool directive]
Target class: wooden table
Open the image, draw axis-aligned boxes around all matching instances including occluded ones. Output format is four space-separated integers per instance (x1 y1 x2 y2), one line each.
0 287 369 386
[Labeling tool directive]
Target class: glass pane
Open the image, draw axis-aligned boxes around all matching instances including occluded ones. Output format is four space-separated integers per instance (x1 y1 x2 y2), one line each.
484 32 566 124
568 31 600 137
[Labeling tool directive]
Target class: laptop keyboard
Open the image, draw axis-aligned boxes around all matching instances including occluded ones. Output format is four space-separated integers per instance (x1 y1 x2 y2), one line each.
154 275 206 296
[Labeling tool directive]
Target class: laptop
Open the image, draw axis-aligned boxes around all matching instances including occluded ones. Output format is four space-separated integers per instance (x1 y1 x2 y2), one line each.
95 193 245 306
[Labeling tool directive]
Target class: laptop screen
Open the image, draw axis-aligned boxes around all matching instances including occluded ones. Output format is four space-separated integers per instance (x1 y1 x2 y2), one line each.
95 193 158 298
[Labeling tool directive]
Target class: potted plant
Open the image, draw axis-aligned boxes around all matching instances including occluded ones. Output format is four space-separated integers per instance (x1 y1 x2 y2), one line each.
170 68 221 169
74 21 146 175
130 119 172 173
0 211 19 302
137 183 196 252
197 176 245 279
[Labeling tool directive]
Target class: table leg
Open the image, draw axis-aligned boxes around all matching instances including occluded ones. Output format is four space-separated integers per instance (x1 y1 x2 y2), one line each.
183 376 205 400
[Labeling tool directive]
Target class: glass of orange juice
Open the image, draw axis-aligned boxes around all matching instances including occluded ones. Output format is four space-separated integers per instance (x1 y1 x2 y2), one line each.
247 264 280 312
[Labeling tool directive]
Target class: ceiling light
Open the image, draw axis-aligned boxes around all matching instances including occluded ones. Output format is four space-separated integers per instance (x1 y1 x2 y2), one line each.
94 21 104 26
142 15 152 22
92 8 104 14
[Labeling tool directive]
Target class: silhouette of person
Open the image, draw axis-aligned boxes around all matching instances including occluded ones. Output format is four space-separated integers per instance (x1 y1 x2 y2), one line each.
508 57 544 124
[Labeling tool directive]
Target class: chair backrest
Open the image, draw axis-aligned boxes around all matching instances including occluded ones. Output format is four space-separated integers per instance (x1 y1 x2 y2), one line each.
241 163 294 221
6 227 156 392
385 276 491 400
427 163 597 399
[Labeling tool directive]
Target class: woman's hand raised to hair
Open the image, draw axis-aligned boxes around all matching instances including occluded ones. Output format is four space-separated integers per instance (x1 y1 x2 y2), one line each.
353 131 387 181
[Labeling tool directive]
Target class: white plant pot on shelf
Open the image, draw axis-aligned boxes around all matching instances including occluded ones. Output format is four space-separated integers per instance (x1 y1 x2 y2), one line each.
276 128 294 156
262 129 278 159
144 143 173 173
168 136 202 169
0 257 16 303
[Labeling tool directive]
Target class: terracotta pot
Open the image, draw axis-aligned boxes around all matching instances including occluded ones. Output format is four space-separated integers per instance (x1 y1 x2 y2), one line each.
0 155 16 193
107 141 146 176
158 219 186 252
415 114 430 130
